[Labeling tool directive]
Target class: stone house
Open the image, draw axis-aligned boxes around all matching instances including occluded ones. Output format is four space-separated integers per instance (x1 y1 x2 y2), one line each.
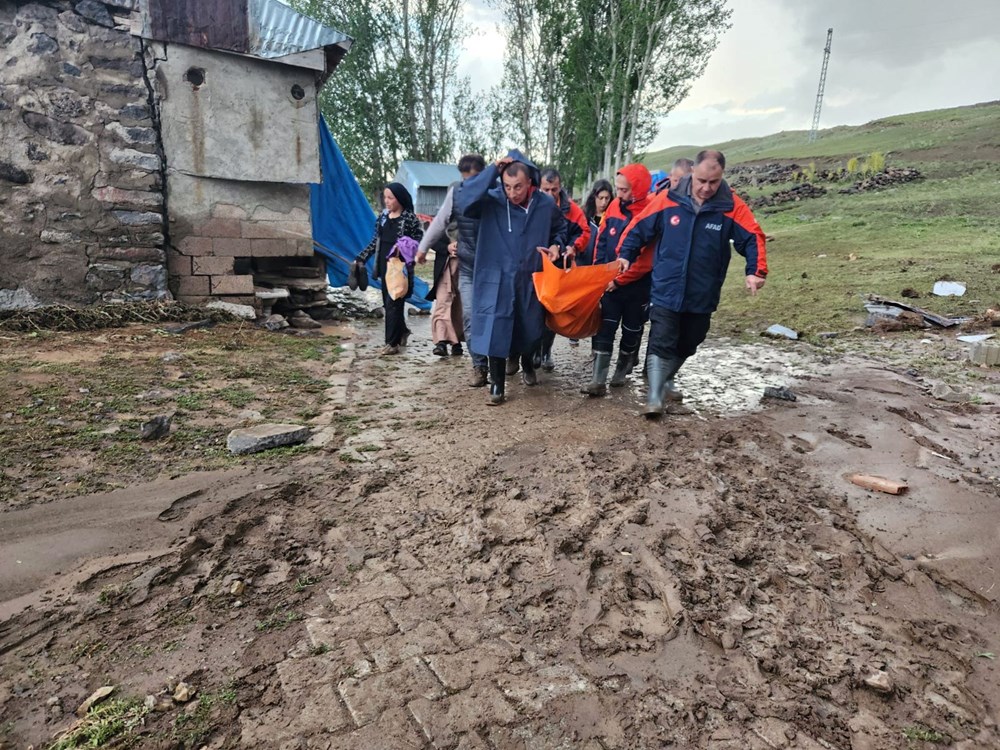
0 0 351 311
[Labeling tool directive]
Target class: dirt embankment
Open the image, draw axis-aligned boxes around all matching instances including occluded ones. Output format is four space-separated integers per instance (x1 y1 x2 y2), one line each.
1 318 999 749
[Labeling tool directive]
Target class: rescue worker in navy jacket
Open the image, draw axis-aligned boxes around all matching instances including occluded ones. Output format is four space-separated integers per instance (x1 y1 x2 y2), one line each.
583 162 654 396
618 150 768 417
454 150 569 405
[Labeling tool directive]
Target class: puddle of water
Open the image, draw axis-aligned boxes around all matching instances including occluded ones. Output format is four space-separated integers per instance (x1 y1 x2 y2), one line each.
359 305 816 417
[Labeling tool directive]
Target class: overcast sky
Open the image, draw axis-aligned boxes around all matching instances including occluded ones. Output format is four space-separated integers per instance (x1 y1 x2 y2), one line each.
458 0 1000 150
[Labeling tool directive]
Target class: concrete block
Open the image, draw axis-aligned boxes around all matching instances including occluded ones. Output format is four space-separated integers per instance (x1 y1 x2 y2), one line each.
226 423 310 455
212 237 251 256
175 236 213 256
197 217 242 238
210 274 254 295
166 251 192 276
211 204 248 220
251 239 298 257
192 256 233 276
176 275 209 297
240 220 310 240
970 343 1000 366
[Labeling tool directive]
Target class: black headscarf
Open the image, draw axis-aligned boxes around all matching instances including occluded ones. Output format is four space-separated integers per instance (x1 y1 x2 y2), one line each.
385 182 414 214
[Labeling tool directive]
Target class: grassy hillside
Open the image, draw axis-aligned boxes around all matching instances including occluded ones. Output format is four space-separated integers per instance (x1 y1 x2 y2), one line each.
640 102 1000 337
644 100 1000 167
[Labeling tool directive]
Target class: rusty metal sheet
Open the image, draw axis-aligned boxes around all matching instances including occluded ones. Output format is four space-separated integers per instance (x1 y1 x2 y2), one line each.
143 0 250 54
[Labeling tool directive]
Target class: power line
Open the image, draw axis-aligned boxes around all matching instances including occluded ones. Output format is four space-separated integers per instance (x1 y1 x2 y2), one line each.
808 28 833 144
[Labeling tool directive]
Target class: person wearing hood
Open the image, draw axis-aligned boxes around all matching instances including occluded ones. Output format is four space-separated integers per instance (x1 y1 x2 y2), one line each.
618 150 768 417
454 150 569 405
533 168 592 369
582 163 655 396
356 182 424 355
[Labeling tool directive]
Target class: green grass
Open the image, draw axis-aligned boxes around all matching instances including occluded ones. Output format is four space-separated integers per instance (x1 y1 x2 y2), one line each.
47 697 148 750
901 725 947 743
711 159 1000 335
644 100 1000 167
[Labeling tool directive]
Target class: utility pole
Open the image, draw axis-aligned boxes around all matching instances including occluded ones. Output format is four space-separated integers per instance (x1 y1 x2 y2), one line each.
808 28 833 143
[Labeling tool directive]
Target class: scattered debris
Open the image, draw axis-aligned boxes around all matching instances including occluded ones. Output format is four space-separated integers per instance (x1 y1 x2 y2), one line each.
139 414 173 441
866 295 962 328
763 324 799 340
817 331 839 339
900 288 921 299
763 386 797 402
161 319 214 335
932 281 966 297
227 423 310 455
262 313 289 331
849 474 908 495
0 301 243 333
230 580 246 596
172 682 195 703
290 310 322 330
863 670 894 694
957 334 995 344
747 183 827 209
76 685 116 717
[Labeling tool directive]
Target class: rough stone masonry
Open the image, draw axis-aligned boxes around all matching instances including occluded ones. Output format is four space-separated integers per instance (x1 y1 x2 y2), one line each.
0 1 168 309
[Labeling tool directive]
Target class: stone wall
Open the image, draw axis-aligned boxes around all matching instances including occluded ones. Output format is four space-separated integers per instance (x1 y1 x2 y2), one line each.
0 0 169 310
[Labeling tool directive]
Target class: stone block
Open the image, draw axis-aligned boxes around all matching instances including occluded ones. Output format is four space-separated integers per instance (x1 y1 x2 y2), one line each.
425 642 517 691
166 251 191 276
211 204 248 220
366 621 458 673
206 300 256 320
22 111 88 146
197 217 241 238
92 185 162 208
240 220 311 240
40 230 77 244
210 274 254 295
176 275 209 297
192 256 233 276
0 162 32 184
104 121 157 147
75 0 115 27
86 263 126 292
327 708 427 750
109 148 160 172
175 235 212 256
326 573 411 613
408 683 518 747
0 288 42 311
296 239 316 256
306 602 397 645
969 343 1000 366
338 658 445 727
251 238 298 257
113 210 163 226
92 247 165 264
130 263 167 288
212 237 251 256
226 423 310 455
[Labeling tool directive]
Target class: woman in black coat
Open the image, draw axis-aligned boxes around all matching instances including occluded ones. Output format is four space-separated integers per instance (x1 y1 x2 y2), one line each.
357 183 424 355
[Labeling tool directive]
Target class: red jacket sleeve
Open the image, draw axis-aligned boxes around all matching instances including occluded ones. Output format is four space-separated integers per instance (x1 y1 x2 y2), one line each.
567 200 591 254
728 195 768 277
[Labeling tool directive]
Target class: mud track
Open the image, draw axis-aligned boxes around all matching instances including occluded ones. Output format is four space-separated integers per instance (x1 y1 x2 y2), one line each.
2 318 999 749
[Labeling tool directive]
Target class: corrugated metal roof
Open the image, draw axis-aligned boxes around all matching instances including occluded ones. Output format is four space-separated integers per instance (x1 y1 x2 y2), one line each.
247 0 351 59
139 0 352 75
396 161 460 189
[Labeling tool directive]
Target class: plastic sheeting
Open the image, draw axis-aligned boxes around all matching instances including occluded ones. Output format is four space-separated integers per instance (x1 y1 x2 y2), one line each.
310 116 431 311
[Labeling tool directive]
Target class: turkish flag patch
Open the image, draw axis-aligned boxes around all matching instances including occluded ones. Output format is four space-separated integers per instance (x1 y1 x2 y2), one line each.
610 227 617 235
670 215 681 226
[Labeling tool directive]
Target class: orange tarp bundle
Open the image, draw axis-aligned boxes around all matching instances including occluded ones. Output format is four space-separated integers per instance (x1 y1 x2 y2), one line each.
532 255 619 339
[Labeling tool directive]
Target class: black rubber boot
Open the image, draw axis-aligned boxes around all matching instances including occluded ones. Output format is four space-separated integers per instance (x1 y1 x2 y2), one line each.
488 357 506 404
521 352 538 386
582 351 611 396
609 352 633 388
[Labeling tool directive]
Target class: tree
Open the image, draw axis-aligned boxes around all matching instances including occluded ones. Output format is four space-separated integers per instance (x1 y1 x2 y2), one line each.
293 0 477 202
490 0 731 191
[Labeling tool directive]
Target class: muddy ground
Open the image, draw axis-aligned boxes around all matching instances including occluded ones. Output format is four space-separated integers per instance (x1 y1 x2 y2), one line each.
1 315 999 750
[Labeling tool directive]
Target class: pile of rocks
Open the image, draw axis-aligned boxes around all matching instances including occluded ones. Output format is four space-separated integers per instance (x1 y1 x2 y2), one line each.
839 167 922 194
747 183 827 209
728 163 801 188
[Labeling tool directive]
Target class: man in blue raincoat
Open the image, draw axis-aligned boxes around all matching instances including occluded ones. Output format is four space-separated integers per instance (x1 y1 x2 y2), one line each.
454 150 569 405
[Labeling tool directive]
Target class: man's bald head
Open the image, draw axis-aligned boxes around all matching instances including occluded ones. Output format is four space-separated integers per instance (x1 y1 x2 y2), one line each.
669 158 694 189
691 150 726 205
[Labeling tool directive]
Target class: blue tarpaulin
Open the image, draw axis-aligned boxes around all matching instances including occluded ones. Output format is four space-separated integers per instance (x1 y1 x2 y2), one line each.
310 116 431 310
